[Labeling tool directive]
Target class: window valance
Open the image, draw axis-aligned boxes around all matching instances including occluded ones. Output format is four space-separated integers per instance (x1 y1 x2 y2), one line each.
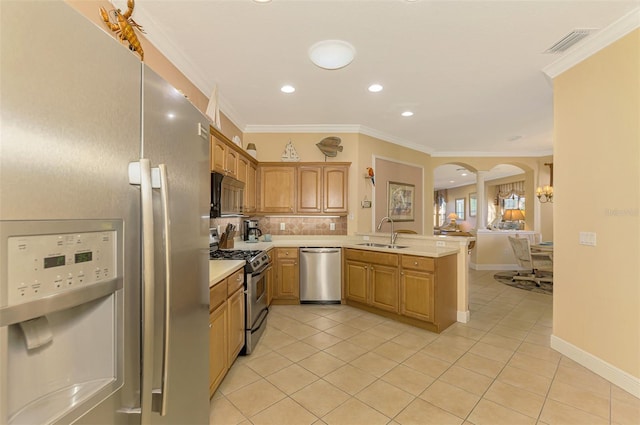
496 181 525 199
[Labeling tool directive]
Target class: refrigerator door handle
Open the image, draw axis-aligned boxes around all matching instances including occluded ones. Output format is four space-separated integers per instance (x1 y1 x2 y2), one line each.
152 163 171 416
135 159 157 424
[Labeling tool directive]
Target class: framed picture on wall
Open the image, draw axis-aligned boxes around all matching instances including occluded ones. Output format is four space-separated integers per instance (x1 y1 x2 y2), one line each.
388 181 415 221
469 192 477 217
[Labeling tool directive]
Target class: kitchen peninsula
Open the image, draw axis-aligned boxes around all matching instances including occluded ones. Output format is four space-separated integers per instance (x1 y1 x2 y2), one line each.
212 234 472 329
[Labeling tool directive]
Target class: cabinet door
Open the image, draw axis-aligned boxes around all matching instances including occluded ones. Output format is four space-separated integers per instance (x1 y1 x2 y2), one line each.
211 136 226 173
227 288 245 365
209 302 227 397
237 155 248 184
225 148 238 178
259 166 296 213
400 270 434 321
297 166 322 213
275 258 299 299
246 161 257 213
323 166 348 214
344 260 368 303
370 264 399 313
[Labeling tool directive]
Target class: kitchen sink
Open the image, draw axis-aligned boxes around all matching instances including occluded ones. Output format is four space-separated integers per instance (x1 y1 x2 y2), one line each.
357 242 408 249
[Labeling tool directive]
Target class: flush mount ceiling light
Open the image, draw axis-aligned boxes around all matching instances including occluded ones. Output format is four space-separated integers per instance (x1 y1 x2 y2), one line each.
308 40 356 70
368 84 383 93
280 85 295 93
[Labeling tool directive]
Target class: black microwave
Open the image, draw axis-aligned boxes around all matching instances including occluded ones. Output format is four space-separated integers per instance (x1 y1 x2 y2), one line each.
210 172 245 218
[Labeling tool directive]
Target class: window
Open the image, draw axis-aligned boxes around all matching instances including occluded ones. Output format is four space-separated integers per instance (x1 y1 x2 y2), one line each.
434 190 447 228
502 195 525 215
455 198 465 220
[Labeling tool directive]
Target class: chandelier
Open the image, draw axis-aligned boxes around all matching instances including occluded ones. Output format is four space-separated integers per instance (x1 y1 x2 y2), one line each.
536 163 553 203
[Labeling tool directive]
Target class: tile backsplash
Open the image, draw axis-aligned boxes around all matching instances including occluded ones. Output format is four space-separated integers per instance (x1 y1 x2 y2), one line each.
209 216 347 237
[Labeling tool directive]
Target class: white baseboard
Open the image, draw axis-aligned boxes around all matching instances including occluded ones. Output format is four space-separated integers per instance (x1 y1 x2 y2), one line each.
469 262 520 271
457 310 470 323
550 335 640 398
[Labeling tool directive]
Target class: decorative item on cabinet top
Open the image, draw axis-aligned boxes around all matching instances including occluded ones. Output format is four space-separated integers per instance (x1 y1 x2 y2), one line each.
316 136 343 159
99 0 145 61
281 140 300 162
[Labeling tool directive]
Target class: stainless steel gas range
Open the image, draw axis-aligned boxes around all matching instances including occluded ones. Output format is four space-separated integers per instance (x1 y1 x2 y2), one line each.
210 249 271 354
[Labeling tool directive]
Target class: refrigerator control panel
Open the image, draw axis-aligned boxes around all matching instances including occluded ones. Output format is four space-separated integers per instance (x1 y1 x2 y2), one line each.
7 230 117 305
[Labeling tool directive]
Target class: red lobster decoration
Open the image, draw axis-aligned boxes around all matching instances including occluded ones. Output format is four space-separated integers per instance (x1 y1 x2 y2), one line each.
100 0 145 61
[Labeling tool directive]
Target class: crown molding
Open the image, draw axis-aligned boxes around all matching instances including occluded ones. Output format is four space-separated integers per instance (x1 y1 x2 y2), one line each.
134 7 212 97
432 148 554 158
243 124 435 154
543 7 640 79
244 124 362 134
219 95 246 132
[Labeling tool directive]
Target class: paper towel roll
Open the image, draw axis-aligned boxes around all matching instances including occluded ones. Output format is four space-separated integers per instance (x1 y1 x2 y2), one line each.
19 316 53 350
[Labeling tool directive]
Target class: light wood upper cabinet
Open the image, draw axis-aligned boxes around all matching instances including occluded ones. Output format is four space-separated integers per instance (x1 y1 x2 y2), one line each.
238 156 257 213
297 166 322 213
323 166 348 214
246 161 257 213
259 165 296 213
211 135 226 173
258 162 349 215
211 135 238 178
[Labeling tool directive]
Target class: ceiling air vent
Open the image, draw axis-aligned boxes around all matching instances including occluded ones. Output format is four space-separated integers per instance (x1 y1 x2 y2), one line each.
544 29 597 54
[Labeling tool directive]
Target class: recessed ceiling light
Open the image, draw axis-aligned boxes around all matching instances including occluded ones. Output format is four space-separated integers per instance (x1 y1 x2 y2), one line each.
368 84 383 93
507 135 523 142
461 173 468 177
281 85 295 94
253 0 271 3
308 40 356 70
401 111 414 117
449 180 455 183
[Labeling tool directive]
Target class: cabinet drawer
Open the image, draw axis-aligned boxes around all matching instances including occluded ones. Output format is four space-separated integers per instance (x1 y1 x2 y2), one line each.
210 281 227 311
344 249 398 267
276 247 298 259
227 269 245 296
401 255 435 272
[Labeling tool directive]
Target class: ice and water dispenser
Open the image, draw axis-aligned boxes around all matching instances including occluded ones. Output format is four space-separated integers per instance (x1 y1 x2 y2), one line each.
0 220 124 424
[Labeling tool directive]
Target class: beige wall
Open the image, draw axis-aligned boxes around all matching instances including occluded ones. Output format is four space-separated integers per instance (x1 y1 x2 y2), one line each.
445 184 477 229
553 30 639 379
358 135 431 234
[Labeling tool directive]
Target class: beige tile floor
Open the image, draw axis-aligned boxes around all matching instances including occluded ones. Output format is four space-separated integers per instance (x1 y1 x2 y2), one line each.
210 269 640 425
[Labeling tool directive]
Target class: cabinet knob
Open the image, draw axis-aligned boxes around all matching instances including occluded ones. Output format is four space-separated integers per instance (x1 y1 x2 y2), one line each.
209 324 212 328
414 261 418 266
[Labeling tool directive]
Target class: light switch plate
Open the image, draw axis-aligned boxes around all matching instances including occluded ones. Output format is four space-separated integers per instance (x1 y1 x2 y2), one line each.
280 222 285 230
579 231 596 246
436 241 446 247
330 223 336 231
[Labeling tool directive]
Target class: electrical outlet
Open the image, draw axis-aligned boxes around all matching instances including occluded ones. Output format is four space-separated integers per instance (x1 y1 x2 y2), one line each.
436 241 446 247
280 222 286 231
330 222 336 231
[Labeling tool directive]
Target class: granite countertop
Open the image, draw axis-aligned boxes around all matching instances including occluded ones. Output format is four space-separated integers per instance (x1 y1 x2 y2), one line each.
209 260 244 288
230 236 459 258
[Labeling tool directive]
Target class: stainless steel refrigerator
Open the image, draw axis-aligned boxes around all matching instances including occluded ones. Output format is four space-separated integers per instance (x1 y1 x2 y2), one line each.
0 1 210 423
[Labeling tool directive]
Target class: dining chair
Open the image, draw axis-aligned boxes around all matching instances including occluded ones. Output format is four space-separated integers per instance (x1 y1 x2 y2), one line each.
508 236 553 285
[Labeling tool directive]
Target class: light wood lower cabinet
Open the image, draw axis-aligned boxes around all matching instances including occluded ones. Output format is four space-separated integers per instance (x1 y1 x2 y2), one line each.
273 247 299 303
344 248 457 333
209 302 227 397
344 249 399 313
400 269 434 321
227 287 245 363
209 267 245 398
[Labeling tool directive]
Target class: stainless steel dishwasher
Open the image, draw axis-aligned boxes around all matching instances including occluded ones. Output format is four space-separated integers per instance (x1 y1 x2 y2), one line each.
299 247 342 303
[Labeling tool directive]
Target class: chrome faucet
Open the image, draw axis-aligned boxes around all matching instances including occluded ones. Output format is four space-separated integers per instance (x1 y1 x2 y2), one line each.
377 216 397 245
